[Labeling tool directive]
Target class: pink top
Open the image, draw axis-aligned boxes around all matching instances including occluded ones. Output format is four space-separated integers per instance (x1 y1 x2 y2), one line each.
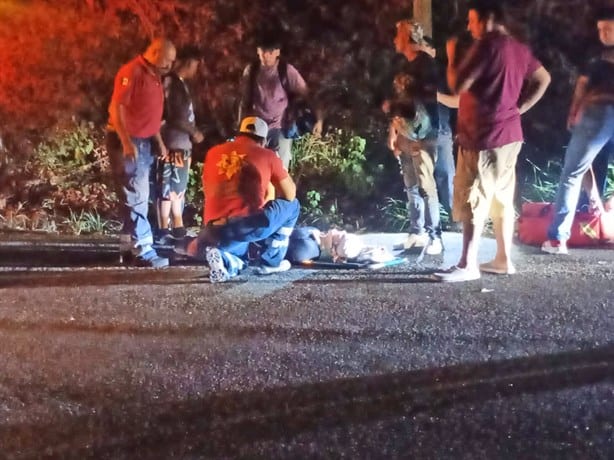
246 62 307 129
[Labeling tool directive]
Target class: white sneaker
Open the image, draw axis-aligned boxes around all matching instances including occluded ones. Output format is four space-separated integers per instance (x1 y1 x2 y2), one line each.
256 259 292 275
394 233 430 250
480 260 517 275
205 247 229 283
541 240 568 255
434 266 480 283
425 237 443 255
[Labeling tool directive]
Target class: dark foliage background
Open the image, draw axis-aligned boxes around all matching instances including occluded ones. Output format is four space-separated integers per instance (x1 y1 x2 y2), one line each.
0 0 610 230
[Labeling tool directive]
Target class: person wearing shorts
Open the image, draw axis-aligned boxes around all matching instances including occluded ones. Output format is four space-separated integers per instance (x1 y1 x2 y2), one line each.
156 45 204 243
436 0 551 282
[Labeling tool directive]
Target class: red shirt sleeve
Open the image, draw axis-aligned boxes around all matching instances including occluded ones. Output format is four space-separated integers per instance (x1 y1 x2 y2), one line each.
269 151 289 184
111 61 139 106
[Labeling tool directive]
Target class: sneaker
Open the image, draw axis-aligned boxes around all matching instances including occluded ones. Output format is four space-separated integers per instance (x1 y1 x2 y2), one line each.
393 233 430 250
173 236 197 257
205 246 229 283
434 266 480 282
480 260 517 275
541 240 568 255
154 229 172 246
171 227 187 240
425 237 443 255
255 259 292 275
135 250 169 269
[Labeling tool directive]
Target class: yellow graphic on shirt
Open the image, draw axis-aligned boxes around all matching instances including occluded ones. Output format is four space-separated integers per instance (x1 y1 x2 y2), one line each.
217 150 246 180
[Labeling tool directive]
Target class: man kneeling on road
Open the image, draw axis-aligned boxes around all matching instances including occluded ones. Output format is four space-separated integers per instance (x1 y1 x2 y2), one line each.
187 116 299 282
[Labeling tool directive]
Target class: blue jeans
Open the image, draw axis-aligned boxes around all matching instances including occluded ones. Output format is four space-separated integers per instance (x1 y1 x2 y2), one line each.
267 127 292 169
548 103 614 241
435 131 455 215
107 133 157 256
199 198 300 276
578 141 614 208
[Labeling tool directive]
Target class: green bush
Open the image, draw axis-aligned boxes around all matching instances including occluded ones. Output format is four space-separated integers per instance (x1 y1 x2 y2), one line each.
290 129 377 229
185 161 204 227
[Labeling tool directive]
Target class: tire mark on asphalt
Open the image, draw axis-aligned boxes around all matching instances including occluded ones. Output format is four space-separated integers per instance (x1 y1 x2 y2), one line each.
3 343 614 459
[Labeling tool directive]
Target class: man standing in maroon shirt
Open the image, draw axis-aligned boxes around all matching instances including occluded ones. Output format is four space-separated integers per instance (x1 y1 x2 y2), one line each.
107 38 176 268
436 0 551 282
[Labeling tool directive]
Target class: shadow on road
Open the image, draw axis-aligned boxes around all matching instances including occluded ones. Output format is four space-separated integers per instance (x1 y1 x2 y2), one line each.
3 343 614 458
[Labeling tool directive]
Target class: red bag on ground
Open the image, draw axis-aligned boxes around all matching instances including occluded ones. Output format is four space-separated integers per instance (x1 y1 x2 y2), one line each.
517 202 602 247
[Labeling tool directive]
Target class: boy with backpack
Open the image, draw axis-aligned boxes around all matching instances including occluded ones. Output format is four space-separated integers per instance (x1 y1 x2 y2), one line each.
238 34 322 169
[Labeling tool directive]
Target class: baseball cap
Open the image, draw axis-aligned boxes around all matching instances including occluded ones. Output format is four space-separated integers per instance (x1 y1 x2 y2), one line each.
239 116 269 139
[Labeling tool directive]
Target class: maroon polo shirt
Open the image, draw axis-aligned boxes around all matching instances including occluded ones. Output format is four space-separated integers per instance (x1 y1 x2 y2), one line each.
109 55 164 138
456 32 542 150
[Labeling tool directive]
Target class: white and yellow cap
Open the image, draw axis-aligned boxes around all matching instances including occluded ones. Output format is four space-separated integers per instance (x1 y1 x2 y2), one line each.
239 116 269 139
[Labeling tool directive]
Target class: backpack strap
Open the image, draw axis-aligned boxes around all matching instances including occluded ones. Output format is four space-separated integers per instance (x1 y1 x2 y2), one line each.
277 58 292 100
244 59 261 114
241 58 295 128
248 58 292 101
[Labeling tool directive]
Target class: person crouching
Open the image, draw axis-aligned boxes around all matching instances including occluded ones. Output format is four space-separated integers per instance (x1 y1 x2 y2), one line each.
188 116 300 282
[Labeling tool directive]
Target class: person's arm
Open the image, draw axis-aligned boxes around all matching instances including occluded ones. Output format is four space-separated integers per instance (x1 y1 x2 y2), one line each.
287 64 324 136
153 132 168 160
109 100 137 158
448 39 484 94
437 92 460 108
566 75 589 129
517 66 551 115
270 152 297 200
274 176 296 201
446 37 460 93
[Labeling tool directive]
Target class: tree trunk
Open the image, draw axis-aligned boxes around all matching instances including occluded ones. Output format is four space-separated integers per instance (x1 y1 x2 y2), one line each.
413 0 432 39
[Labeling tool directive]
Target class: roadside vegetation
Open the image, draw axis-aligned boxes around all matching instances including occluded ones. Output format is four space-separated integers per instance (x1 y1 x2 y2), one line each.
0 0 610 235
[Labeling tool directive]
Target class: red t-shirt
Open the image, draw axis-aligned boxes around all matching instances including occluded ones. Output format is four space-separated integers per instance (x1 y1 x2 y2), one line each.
109 55 164 138
203 136 289 224
456 32 542 150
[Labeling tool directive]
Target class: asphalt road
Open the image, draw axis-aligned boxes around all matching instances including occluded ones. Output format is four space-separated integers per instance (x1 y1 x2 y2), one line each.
0 233 613 459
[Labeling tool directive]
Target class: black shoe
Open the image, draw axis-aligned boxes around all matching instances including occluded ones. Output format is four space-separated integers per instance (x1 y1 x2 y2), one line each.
135 250 169 268
171 227 187 239
154 229 172 245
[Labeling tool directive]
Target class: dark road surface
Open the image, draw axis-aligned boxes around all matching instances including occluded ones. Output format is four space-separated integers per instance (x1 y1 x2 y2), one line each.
0 232 613 459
